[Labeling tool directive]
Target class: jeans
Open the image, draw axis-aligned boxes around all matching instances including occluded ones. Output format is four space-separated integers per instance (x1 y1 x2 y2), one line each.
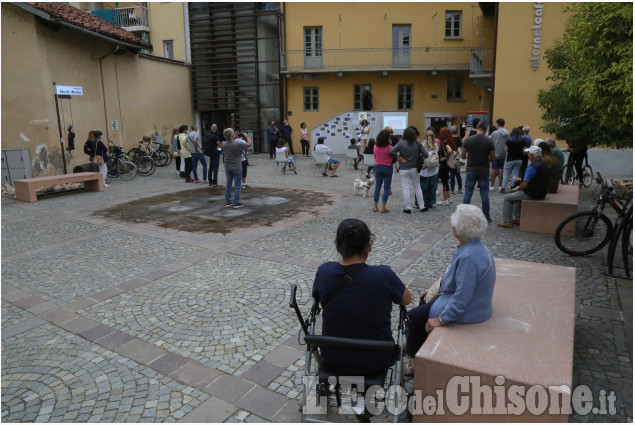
399 168 424 210
225 169 243 205
191 153 208 181
450 168 462 191
418 174 438 208
463 171 491 218
373 165 393 204
286 156 296 168
502 190 532 223
208 155 220 184
501 159 522 190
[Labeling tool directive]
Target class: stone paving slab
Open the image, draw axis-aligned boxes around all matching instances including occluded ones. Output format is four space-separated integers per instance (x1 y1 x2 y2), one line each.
1 155 631 422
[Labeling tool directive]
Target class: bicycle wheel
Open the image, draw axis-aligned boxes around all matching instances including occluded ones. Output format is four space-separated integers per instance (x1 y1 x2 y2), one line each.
160 149 173 167
155 150 169 167
582 165 593 188
563 164 575 185
554 211 613 256
118 161 137 180
135 156 156 176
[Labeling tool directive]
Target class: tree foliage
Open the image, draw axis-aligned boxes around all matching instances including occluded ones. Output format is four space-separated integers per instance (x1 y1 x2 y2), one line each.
537 2 633 148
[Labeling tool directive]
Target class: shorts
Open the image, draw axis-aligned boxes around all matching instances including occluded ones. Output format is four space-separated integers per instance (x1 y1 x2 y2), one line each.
328 157 340 164
242 161 248 178
491 159 505 170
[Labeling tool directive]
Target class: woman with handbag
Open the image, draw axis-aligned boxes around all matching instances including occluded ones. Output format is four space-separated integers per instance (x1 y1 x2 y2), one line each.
312 219 412 375
416 129 440 211
92 130 109 187
404 204 496 373
390 126 427 213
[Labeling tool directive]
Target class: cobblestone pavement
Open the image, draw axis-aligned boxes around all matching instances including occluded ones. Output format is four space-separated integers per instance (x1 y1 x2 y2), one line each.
1 154 632 422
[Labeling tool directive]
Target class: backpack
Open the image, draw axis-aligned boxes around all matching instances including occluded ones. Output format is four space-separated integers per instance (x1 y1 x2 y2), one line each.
424 150 440 168
84 140 94 156
447 150 461 169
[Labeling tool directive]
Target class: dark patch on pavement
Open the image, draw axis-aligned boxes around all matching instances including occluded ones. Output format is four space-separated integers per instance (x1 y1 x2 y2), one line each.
94 186 333 234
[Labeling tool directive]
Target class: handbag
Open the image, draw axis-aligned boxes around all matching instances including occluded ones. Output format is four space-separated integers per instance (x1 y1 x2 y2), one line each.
92 141 104 165
424 277 442 303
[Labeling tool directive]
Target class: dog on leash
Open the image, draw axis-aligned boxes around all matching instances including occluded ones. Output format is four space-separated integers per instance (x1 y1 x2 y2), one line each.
353 177 375 198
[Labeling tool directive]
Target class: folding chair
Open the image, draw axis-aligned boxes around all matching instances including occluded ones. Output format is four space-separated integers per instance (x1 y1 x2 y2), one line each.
312 152 329 176
275 150 289 174
345 149 360 169
361 153 376 178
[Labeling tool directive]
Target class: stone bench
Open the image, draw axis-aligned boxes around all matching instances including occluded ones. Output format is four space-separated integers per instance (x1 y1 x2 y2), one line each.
413 258 575 422
14 172 104 203
519 185 579 235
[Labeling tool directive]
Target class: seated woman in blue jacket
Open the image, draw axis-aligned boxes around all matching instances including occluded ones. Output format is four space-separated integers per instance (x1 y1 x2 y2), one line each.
405 204 496 370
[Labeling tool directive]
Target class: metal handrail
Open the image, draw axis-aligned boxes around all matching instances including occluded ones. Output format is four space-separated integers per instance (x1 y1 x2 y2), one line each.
281 47 494 73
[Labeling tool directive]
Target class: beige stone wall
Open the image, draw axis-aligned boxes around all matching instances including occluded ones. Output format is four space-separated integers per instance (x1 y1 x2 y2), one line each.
1 3 192 177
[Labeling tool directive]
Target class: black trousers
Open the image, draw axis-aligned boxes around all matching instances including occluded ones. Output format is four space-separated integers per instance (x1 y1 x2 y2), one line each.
269 139 278 158
406 299 434 358
184 157 193 179
300 139 310 155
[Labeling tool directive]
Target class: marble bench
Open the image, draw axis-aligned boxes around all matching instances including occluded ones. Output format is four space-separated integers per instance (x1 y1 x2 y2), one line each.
14 172 104 202
519 185 579 235
413 258 575 422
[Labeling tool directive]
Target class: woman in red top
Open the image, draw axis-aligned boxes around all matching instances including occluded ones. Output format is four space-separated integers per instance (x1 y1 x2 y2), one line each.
373 129 395 213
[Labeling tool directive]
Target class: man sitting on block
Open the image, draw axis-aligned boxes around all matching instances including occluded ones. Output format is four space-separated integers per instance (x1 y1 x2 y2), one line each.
498 145 549 228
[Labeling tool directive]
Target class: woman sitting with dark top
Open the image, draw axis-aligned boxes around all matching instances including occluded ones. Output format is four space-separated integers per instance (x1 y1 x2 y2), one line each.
312 219 412 375
538 142 560 194
405 204 496 372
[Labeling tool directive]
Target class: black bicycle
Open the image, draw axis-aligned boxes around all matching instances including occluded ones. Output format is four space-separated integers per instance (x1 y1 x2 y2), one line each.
561 149 593 187
555 172 631 256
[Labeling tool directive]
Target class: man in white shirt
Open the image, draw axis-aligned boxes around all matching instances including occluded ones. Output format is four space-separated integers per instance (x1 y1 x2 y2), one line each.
314 137 340 177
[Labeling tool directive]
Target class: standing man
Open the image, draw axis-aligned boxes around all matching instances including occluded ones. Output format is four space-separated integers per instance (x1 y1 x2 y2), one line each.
222 128 252 208
461 121 495 223
280 119 294 155
267 121 279 159
488 118 510 191
188 125 208 183
498 146 550 228
203 123 222 186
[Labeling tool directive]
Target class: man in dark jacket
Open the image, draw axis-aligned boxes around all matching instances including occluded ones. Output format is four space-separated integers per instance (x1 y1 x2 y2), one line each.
267 121 279 159
203 124 222 186
279 119 294 155
498 146 550 228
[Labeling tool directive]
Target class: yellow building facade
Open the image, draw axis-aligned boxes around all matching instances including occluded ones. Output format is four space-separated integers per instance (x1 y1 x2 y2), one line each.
282 2 570 143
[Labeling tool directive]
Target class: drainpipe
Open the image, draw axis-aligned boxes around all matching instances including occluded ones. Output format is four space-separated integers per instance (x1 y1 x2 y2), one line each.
183 3 191 64
99 45 121 142
489 4 499 120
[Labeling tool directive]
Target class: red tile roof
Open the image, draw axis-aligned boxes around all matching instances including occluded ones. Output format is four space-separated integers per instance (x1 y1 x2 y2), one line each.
27 2 152 49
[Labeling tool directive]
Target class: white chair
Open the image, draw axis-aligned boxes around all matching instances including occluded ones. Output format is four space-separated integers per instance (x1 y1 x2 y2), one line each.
345 148 360 169
274 150 288 173
362 153 376 177
312 152 329 176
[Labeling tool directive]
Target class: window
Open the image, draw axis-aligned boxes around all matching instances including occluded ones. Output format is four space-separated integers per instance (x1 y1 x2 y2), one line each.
353 84 371 110
398 85 413 110
445 11 462 39
392 25 411 66
304 87 319 111
447 74 464 101
163 40 174 59
304 27 322 68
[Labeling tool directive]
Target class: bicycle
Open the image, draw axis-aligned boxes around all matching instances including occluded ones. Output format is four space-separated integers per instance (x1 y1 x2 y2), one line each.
128 137 172 167
554 172 632 256
107 141 137 180
126 142 156 176
561 148 593 188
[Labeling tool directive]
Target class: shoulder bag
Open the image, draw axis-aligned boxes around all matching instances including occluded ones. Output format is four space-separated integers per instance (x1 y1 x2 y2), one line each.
92 141 104 165
319 263 367 308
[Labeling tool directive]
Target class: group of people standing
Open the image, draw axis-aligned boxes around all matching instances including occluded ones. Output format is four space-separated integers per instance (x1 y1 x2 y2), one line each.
268 120 312 158
172 123 252 208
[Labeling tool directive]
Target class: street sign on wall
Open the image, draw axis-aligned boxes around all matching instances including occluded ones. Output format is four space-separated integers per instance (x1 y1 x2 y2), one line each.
55 86 83 96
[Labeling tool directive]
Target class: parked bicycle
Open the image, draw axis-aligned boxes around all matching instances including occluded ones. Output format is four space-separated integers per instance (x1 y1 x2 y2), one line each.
561 149 593 188
107 141 137 180
555 172 632 256
126 141 156 176
128 136 172 167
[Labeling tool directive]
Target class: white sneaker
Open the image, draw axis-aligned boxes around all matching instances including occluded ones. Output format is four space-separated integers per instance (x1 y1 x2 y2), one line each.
489 186 495 191
448 198 454 204
439 201 449 206
104 184 110 187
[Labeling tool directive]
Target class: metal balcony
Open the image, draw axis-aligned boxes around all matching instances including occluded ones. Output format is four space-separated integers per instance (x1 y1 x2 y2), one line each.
281 47 495 76
115 6 149 32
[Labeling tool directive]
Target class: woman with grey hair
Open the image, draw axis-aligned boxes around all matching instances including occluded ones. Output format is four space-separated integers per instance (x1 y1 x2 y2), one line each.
404 204 496 371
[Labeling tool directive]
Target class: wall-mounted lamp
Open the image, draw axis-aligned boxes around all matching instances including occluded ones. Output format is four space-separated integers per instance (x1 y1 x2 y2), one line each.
382 71 388 77
430 70 437 76
337 72 343 77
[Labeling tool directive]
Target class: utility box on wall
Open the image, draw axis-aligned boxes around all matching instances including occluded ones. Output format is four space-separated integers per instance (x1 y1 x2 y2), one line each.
2 149 32 186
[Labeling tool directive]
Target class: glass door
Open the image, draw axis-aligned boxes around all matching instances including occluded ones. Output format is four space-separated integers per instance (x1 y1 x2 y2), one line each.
304 27 323 68
392 25 411 67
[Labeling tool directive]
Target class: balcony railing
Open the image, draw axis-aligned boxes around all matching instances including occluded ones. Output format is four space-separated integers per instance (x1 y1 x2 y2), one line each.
91 6 149 32
470 48 494 75
115 6 149 31
281 47 494 75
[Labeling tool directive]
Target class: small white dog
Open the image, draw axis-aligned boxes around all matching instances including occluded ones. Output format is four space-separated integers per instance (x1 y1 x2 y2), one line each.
353 177 375 198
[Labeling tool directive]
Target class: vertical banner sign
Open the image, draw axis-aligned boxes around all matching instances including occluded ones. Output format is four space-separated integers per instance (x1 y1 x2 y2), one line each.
530 2 544 70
